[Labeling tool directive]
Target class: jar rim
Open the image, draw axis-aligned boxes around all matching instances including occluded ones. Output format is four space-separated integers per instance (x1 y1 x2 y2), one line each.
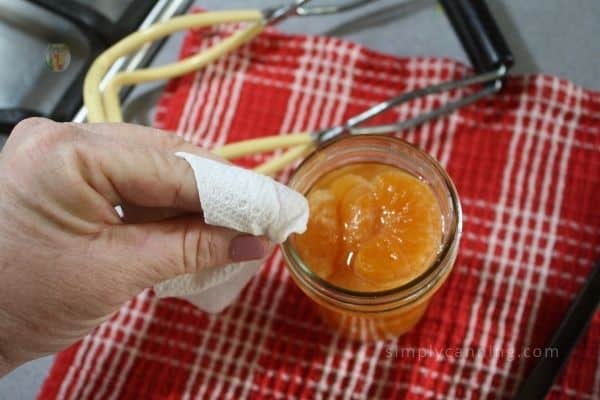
282 135 462 310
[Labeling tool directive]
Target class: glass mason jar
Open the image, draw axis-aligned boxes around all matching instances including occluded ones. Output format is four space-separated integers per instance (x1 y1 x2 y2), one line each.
282 135 462 341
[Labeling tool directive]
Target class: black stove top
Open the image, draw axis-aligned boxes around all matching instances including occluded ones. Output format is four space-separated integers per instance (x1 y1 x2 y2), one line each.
0 0 189 134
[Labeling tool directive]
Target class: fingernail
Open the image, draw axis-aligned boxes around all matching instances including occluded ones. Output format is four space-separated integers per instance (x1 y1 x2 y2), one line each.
230 235 267 262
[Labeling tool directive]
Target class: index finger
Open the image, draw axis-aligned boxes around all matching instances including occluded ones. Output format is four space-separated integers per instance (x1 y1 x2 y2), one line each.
72 122 227 164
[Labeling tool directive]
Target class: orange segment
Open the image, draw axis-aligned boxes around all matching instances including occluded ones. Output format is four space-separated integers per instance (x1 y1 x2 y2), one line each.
339 184 378 251
293 189 340 279
353 232 439 286
373 169 442 245
352 234 415 284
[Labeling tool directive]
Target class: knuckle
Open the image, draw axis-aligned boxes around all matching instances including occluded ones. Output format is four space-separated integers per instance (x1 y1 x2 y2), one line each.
11 118 67 145
181 223 224 273
47 137 88 182
155 129 186 147
203 230 220 267
170 158 193 206
38 122 77 151
9 119 78 165
144 125 187 148
2 120 85 190
181 222 199 274
136 150 191 207
10 117 49 136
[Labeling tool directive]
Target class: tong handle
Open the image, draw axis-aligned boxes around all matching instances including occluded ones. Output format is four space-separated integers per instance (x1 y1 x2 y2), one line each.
439 0 514 74
514 260 600 399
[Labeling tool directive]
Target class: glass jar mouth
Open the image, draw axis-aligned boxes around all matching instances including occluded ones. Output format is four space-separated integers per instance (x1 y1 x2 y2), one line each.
282 135 463 310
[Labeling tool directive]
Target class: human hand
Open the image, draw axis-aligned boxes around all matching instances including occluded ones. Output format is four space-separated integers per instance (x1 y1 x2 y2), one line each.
0 118 270 375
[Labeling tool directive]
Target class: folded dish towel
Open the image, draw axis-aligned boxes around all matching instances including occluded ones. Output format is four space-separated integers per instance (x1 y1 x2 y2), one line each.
153 152 309 312
39 18 600 400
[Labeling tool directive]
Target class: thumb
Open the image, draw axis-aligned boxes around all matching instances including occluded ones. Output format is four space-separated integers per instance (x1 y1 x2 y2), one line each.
100 215 271 291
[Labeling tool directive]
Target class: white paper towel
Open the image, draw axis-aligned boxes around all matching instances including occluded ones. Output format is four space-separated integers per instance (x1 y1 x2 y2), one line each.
154 152 309 313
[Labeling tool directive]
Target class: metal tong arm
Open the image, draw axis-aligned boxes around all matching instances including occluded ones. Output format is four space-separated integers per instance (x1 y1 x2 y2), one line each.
264 0 313 25
264 0 380 21
316 66 504 142
316 0 514 142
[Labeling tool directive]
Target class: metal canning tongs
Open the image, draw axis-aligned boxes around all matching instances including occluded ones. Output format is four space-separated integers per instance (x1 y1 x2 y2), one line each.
315 0 515 143
84 0 514 175
220 0 515 174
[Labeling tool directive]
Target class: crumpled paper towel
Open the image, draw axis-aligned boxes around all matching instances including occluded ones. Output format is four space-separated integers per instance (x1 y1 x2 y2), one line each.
153 152 309 313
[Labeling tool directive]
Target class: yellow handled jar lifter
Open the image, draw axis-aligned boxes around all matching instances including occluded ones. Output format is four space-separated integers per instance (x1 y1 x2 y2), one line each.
84 0 513 175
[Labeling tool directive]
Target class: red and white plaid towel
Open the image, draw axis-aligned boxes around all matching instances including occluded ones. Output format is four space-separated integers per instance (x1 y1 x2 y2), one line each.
39 17 600 400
